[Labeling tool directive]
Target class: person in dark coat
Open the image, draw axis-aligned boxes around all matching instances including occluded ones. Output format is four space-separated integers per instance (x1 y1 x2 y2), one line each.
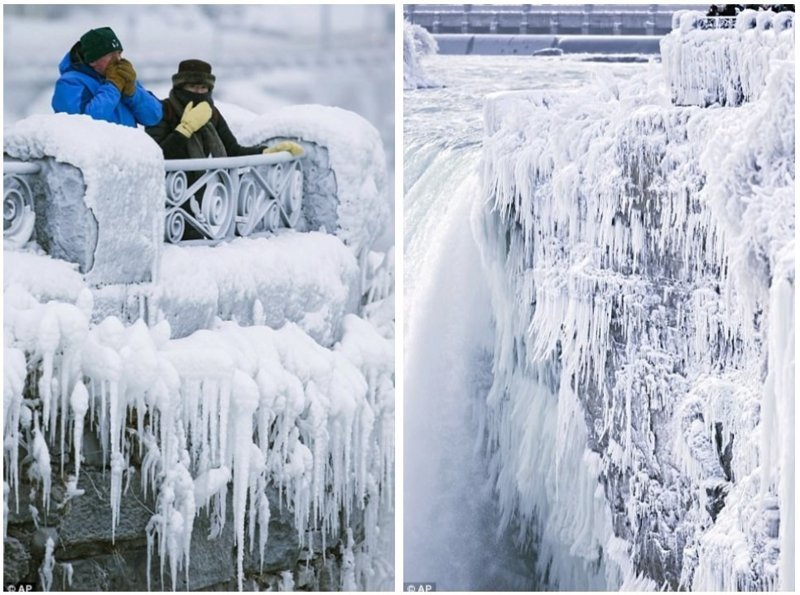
52 27 162 127
145 59 303 160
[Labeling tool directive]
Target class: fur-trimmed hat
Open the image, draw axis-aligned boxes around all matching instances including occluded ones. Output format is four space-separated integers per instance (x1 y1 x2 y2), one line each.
80 27 123 63
172 59 216 91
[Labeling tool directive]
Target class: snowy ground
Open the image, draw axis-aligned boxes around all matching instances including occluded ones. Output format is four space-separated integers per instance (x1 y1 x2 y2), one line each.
404 53 653 590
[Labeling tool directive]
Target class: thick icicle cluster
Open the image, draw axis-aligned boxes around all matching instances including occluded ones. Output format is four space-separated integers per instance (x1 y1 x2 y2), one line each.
661 9 794 107
4 275 394 590
475 32 793 591
403 20 441 90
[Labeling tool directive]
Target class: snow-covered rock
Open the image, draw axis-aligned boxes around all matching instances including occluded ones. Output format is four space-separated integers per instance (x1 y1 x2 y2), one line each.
475 30 794 591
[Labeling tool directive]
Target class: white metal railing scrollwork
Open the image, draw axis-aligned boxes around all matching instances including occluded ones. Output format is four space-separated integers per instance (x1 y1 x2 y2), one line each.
163 152 304 244
3 159 40 247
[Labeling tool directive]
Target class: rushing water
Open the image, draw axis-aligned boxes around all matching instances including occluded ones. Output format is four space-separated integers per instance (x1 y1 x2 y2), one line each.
403 54 653 590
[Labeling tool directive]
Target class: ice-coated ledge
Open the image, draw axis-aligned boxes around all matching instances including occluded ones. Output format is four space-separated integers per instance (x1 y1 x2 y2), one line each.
661 9 795 107
157 232 361 345
4 114 165 285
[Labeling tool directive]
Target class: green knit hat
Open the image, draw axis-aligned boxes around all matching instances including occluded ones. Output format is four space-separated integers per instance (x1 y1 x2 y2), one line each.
80 27 123 63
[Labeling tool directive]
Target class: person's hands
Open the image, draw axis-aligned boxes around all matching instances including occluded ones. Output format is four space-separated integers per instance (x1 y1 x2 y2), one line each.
104 62 126 93
263 140 304 157
115 58 137 96
175 101 213 138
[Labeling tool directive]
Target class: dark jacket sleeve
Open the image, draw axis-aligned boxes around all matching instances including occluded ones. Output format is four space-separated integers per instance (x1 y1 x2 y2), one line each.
215 111 263 157
145 102 192 160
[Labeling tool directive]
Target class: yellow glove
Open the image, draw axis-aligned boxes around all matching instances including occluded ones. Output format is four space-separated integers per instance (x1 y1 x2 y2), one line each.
263 140 304 157
115 58 137 96
104 63 126 93
175 101 212 138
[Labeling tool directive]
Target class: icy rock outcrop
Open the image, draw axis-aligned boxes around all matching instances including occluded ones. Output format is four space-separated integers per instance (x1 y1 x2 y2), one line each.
4 286 394 590
404 20 441 90
3 114 165 285
242 105 389 261
661 10 795 107
475 36 793 591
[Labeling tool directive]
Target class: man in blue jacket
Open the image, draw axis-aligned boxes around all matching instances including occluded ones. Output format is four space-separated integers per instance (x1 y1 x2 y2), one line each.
52 27 162 127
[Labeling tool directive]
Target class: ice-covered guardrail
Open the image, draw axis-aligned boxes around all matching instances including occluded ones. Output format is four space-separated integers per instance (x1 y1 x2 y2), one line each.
3 159 40 248
4 107 387 290
661 9 795 107
163 152 303 243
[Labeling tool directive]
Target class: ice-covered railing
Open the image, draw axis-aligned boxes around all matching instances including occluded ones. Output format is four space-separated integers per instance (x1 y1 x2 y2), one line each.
3 159 39 248
661 9 795 106
163 152 303 244
3 107 388 289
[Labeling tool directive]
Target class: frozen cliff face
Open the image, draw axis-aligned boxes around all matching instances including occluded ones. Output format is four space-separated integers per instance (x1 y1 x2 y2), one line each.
404 20 441 91
474 36 794 591
3 275 394 590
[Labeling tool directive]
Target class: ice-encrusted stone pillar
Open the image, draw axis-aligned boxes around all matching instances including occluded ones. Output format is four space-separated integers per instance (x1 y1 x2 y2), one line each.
4 114 165 286
242 105 389 262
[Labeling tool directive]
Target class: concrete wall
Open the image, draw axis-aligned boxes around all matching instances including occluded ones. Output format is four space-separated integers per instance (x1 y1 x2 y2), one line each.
434 33 662 55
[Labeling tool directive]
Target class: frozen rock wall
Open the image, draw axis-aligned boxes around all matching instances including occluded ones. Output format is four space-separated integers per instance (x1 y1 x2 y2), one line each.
4 265 394 592
474 33 794 591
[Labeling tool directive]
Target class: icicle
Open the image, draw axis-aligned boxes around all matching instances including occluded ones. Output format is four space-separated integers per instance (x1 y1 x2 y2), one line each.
230 370 259 591
3 482 8 538
38 536 55 592
62 563 73 589
31 426 51 516
340 528 357 590
279 570 295 591
70 381 89 481
253 299 266 326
